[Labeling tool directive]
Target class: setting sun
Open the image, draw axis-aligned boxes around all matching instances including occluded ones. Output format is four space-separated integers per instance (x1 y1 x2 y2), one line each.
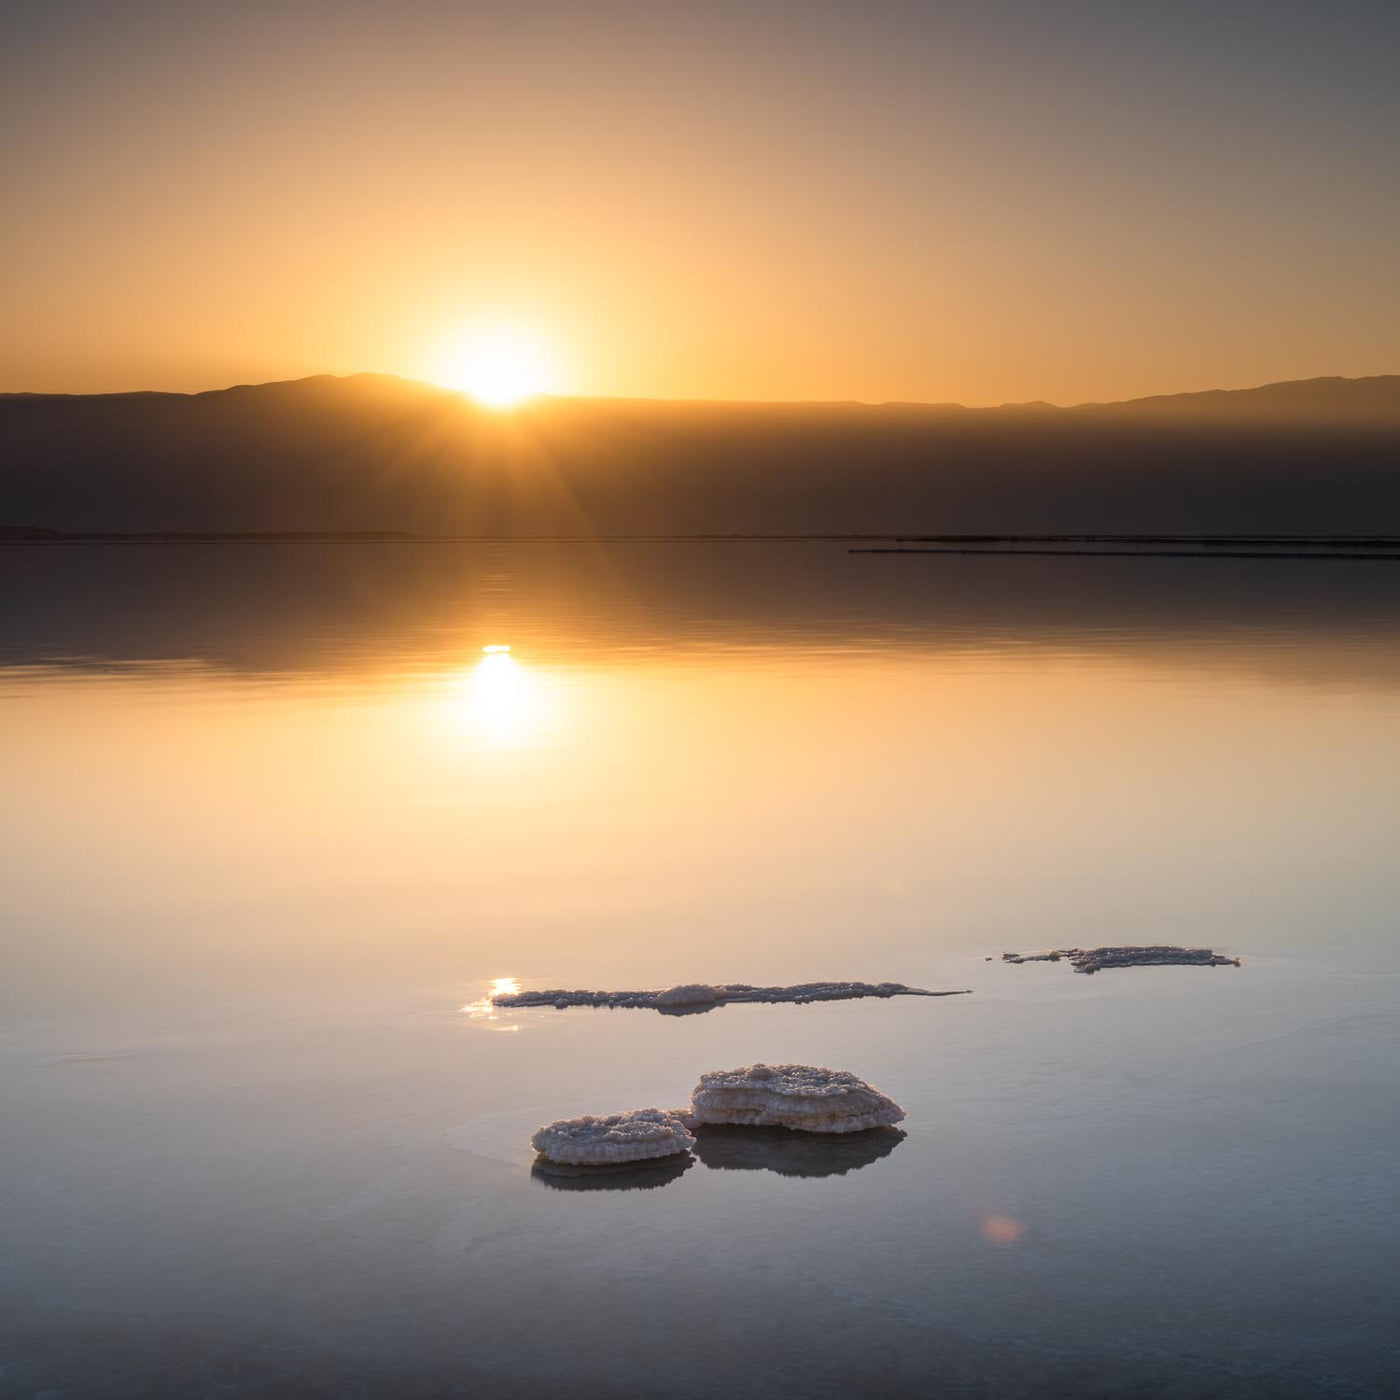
432 327 557 407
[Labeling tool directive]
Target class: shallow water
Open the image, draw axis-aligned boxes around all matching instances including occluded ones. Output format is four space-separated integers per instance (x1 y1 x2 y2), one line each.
2 544 1398 1397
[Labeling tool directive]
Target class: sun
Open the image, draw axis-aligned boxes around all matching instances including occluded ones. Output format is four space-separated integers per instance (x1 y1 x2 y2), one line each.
432 326 557 408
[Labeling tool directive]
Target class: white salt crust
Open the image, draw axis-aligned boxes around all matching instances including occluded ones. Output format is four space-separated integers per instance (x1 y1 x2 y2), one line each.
690 1063 905 1134
531 1108 696 1166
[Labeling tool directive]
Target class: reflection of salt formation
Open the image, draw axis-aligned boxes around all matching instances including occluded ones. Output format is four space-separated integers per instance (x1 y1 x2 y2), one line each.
493 980 967 1015
1002 945 1241 974
692 1124 906 1178
531 1154 694 1192
531 1108 695 1166
690 1064 905 1133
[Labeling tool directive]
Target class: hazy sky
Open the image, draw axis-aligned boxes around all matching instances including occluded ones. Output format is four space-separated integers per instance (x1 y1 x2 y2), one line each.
3 0 1397 403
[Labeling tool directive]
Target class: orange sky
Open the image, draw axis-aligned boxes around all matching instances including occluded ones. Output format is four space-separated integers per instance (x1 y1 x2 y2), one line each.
2 1 1397 404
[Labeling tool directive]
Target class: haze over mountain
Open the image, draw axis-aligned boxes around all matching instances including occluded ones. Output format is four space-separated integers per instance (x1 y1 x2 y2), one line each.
4 373 1399 537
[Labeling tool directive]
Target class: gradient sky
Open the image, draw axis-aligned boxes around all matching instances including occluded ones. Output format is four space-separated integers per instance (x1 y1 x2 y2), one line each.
3 0 1398 404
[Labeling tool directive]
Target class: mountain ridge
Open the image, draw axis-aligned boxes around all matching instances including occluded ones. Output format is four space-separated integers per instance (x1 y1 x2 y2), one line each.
4 371 1400 536
3 369 1399 417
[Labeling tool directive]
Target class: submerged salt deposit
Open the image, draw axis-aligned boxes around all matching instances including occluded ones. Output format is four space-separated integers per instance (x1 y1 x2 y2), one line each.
1002 945 1241 974
492 980 966 1014
690 1064 905 1134
531 1107 696 1166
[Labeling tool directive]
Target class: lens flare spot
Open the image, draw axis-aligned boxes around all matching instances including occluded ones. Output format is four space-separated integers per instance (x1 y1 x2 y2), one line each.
980 1213 1026 1246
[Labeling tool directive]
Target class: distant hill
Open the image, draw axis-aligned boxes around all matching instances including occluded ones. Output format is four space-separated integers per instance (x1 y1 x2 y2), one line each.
1068 374 1400 422
2 373 1399 535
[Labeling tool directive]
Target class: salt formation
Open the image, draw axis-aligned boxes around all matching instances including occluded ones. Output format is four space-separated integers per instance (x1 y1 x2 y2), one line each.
1001 945 1241 974
492 980 967 1015
690 1064 905 1134
653 984 725 1010
530 1107 695 1166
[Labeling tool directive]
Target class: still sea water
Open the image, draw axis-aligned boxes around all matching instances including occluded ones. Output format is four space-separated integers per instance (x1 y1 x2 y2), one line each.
2 543 1398 1398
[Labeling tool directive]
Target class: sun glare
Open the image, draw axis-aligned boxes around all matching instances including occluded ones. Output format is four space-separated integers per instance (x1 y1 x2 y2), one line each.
433 327 556 407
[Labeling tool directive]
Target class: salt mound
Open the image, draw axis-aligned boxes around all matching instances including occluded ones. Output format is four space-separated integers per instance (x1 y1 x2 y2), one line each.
651 983 724 1010
690 1063 905 1134
491 980 966 1015
531 1107 696 1166
1002 945 1240 974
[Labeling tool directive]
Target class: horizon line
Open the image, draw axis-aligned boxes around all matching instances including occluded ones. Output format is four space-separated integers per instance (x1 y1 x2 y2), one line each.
3 368 1398 414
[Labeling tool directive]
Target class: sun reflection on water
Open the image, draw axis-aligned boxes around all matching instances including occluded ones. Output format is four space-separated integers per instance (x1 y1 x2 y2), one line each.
460 975 522 1019
455 646 546 745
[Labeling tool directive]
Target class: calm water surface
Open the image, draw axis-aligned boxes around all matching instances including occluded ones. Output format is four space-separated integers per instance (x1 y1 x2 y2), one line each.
2 545 1398 1397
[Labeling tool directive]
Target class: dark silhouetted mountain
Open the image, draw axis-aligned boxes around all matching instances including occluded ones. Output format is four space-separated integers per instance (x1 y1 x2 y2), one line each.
2 372 1399 535
1069 374 1400 422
